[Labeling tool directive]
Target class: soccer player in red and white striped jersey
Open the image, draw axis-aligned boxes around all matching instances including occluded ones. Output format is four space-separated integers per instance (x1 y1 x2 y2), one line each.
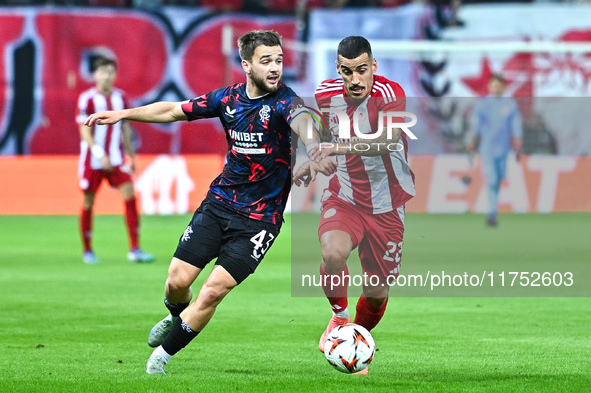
76 57 154 264
314 73 414 214
294 37 415 371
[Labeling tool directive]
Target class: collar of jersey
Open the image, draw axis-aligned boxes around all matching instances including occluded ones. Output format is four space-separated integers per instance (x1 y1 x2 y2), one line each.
245 86 270 100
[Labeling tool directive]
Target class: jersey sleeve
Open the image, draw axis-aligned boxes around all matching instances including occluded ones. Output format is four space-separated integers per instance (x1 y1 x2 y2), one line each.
277 87 305 125
374 79 411 142
379 80 406 115
181 88 224 121
314 79 340 110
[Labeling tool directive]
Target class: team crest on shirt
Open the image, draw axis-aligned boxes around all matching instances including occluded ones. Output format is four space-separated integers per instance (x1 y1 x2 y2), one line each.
323 208 337 218
356 106 367 122
259 105 271 122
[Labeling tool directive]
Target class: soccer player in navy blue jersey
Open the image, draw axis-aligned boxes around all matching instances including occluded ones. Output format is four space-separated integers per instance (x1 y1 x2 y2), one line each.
85 30 329 374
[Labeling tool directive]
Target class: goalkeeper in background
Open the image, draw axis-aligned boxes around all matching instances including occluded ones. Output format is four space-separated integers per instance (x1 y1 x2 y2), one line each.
470 74 523 226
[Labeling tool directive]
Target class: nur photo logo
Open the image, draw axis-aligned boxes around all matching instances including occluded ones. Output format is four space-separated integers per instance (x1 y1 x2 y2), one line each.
295 104 418 153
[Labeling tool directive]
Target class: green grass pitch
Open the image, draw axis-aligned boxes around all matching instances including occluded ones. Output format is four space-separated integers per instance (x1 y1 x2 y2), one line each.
0 213 589 392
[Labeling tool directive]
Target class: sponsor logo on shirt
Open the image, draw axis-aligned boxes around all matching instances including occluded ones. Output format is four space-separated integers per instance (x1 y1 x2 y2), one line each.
232 146 266 155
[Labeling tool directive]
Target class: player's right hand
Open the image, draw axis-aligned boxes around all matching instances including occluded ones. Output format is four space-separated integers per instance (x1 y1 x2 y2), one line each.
85 111 123 126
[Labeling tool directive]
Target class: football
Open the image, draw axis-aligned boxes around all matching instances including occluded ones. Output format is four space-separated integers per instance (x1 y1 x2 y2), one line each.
323 323 376 374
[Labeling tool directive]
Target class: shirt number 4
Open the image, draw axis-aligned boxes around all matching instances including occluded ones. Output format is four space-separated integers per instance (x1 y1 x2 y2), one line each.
250 230 276 260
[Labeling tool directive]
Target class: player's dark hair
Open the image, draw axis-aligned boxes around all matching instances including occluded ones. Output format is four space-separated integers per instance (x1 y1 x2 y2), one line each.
238 30 282 62
337 36 373 60
490 73 506 84
92 57 117 72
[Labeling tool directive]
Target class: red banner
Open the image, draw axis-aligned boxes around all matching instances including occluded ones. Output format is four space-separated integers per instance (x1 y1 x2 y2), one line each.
0 9 297 156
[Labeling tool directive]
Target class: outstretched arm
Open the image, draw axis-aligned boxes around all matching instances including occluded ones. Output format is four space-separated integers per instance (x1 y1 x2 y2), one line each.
85 101 188 127
289 109 321 148
121 121 136 172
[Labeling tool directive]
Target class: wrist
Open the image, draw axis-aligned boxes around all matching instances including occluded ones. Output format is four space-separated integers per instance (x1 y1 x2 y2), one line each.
91 145 105 159
305 142 319 158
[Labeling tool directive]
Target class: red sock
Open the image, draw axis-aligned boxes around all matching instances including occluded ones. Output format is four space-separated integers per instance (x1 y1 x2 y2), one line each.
354 295 388 332
80 208 93 252
124 197 139 250
320 265 349 313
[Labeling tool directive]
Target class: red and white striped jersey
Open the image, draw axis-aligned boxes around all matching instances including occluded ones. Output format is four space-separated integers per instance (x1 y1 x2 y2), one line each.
76 87 128 170
315 75 415 214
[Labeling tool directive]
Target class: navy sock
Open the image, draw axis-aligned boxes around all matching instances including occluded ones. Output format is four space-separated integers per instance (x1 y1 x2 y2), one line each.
164 298 190 317
161 317 200 356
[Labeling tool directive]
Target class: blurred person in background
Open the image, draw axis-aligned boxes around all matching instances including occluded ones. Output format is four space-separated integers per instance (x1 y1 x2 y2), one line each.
470 74 523 227
76 57 155 264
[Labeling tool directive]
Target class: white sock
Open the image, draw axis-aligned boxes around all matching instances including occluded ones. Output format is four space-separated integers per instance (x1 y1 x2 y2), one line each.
152 345 172 363
333 308 349 319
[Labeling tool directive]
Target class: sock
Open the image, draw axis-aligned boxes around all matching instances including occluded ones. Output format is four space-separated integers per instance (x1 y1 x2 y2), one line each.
152 345 172 363
320 265 349 315
80 208 93 252
124 197 139 250
334 308 350 319
161 317 200 356
164 298 190 317
353 295 388 332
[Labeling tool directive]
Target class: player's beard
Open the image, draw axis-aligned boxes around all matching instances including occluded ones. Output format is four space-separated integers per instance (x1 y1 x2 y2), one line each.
251 71 281 94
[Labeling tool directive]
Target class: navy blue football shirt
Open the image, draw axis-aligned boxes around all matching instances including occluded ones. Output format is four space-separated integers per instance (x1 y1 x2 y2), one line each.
182 82 302 225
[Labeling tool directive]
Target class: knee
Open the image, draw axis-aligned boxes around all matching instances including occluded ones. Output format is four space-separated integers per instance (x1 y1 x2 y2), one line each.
199 283 229 308
166 278 189 295
321 244 349 274
166 268 192 294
